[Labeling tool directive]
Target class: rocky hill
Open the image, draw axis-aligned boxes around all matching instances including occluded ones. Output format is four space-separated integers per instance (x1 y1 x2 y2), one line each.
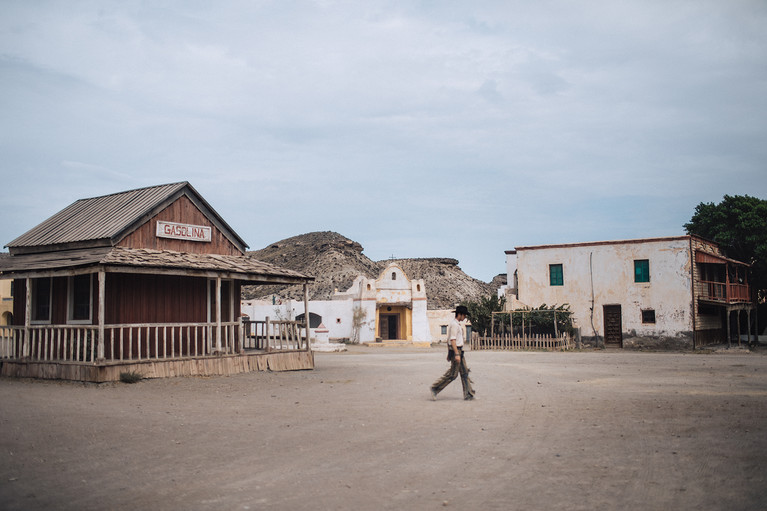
243 231 500 309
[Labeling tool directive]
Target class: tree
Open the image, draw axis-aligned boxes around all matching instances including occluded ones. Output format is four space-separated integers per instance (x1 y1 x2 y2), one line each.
462 295 505 336
684 195 767 324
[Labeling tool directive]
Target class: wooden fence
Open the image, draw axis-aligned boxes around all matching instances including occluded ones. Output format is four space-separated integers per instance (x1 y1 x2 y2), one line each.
469 331 573 351
242 318 308 351
0 322 241 363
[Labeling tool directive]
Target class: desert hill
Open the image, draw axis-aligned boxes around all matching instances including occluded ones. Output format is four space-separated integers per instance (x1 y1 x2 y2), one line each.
243 231 501 310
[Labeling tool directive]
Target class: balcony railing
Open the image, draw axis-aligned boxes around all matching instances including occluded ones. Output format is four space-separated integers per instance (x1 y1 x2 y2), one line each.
698 280 751 304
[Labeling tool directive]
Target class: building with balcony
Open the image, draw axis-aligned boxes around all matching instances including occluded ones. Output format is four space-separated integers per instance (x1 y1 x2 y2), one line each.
505 235 756 349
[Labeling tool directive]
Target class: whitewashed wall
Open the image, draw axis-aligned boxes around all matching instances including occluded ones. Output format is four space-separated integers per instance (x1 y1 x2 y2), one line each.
510 237 695 348
427 309 455 343
241 299 356 341
242 263 431 344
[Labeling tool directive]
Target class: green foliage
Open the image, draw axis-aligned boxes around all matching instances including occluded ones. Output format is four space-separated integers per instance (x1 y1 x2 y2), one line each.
463 300 574 337
684 194 767 301
119 371 143 384
462 295 505 336
505 304 574 336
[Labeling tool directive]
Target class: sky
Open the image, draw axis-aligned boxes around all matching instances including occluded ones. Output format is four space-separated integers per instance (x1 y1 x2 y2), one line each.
1 0 766 282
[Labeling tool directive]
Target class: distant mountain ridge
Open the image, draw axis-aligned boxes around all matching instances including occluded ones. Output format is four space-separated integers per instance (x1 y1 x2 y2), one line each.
243 231 502 310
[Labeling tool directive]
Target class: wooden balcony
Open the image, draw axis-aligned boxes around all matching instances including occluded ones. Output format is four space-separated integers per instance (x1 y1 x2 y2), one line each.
698 280 752 304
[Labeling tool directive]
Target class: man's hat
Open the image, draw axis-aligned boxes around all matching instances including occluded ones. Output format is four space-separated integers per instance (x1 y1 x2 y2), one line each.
455 305 469 316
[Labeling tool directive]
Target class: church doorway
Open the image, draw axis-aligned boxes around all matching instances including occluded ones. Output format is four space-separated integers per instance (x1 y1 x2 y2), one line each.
379 313 399 340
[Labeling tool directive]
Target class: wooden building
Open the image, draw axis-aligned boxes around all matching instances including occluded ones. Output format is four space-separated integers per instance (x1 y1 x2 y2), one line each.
0 182 314 381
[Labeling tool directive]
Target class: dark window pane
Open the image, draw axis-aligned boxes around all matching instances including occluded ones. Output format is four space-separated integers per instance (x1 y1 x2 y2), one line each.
634 260 650 283
550 264 563 286
32 278 51 322
71 275 91 321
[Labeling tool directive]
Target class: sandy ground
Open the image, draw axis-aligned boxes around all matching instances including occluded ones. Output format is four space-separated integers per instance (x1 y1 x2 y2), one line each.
1 345 766 511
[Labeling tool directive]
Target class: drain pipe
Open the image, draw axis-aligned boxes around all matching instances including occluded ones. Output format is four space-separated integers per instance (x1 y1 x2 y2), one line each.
589 252 600 348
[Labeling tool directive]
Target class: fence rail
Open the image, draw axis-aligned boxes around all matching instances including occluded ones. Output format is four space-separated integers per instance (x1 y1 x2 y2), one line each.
698 280 751 303
0 322 243 363
242 318 308 351
469 332 573 351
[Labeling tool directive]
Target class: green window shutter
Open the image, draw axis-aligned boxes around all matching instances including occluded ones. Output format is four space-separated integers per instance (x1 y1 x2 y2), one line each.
634 259 650 283
549 264 564 286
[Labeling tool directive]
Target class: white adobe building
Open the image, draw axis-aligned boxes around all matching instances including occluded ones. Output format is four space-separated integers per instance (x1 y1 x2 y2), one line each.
242 263 431 348
505 235 755 350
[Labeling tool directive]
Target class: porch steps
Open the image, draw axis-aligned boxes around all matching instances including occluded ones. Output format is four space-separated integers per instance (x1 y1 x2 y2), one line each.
368 340 432 348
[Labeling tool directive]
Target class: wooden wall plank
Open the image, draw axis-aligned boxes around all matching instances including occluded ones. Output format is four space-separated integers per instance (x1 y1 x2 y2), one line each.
117 195 241 255
0 351 314 382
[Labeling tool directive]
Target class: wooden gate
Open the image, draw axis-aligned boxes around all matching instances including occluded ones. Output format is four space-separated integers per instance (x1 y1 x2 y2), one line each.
603 304 622 347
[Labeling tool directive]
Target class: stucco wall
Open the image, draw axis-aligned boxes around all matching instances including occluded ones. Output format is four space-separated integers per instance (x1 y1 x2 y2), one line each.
427 309 455 344
242 263 431 344
511 237 695 349
241 299 356 342
0 279 12 325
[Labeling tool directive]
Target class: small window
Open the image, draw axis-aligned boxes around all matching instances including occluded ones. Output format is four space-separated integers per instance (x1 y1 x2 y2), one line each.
31 277 52 323
392 272 397 280
549 264 563 286
634 259 650 283
641 309 656 324
441 325 448 335
69 274 93 322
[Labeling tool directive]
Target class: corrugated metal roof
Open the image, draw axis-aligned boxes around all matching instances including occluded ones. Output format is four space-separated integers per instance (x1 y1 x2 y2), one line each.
7 182 189 249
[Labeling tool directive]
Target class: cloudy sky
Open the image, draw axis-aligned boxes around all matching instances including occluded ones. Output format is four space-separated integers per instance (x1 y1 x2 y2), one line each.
1 1 765 281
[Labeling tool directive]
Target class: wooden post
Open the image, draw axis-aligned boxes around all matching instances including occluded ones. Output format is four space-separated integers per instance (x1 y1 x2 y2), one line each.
24 277 31 358
215 277 222 351
303 282 311 351
265 316 271 351
98 271 105 361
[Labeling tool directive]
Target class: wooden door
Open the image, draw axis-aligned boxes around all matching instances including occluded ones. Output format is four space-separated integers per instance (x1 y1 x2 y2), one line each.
603 305 622 347
379 313 399 340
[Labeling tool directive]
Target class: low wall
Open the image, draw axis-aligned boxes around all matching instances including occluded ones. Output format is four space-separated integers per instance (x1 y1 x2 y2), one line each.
0 350 314 383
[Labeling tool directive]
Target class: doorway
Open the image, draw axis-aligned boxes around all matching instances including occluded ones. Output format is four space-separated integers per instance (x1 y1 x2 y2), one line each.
603 304 622 347
379 313 399 340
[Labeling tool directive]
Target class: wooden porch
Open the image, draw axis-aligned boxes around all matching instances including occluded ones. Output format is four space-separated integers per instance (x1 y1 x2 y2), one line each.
0 319 313 382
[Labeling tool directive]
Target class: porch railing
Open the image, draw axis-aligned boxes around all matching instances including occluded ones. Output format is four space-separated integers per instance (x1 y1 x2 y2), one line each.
242 318 308 352
469 331 573 351
0 322 241 364
698 280 751 304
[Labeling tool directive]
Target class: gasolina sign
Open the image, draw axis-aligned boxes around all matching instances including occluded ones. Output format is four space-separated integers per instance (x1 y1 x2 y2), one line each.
156 221 212 242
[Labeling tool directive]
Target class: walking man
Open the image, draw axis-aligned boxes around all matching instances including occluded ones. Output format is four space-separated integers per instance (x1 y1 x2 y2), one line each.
430 305 475 401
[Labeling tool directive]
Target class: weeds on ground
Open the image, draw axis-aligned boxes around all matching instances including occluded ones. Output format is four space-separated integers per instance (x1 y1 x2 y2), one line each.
119 371 143 384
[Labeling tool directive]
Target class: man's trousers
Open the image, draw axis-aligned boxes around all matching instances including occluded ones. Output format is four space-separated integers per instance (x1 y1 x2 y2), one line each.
431 352 475 400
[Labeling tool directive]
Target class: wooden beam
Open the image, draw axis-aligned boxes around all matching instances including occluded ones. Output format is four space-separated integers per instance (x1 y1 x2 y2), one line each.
216 277 222 351
304 282 310 351
24 277 31 358
98 271 105 360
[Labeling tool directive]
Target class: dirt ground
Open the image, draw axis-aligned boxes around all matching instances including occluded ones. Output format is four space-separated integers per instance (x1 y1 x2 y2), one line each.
1 346 766 511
